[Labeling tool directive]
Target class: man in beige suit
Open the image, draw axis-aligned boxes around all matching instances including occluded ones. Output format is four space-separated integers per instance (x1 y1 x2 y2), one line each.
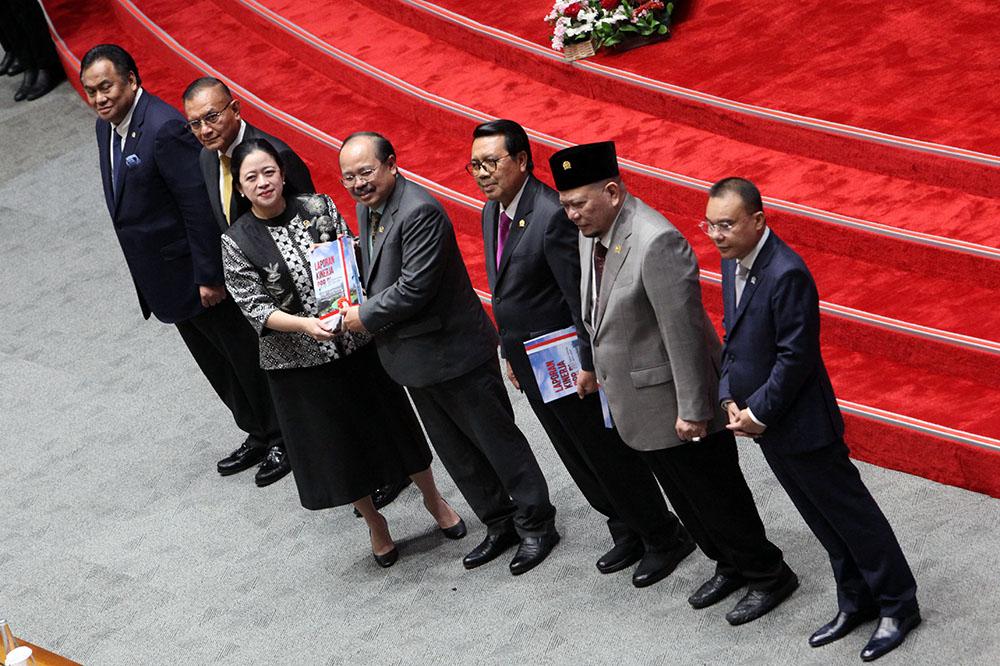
550 142 797 625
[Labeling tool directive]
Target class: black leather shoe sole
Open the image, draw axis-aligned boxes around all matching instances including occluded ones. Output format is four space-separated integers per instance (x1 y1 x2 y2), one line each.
632 536 696 588
596 542 644 574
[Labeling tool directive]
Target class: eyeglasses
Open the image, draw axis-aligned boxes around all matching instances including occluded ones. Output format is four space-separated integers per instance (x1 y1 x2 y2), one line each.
465 154 511 176
698 212 753 235
185 99 236 132
340 162 382 187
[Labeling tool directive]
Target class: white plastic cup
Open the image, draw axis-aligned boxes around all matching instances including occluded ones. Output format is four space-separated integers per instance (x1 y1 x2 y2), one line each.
5 645 36 666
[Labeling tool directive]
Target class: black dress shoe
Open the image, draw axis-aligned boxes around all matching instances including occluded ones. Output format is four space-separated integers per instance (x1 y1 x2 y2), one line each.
725 571 799 625
809 608 879 647
373 546 399 568
596 541 644 574
0 52 15 76
254 446 291 487
217 438 267 475
25 68 65 101
440 517 467 540
688 573 746 609
509 532 560 576
860 613 921 661
5 56 24 76
632 535 695 588
14 70 37 102
463 531 520 570
354 478 413 517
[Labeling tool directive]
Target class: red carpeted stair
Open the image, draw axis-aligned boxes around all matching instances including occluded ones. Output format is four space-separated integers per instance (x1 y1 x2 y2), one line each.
41 0 1000 496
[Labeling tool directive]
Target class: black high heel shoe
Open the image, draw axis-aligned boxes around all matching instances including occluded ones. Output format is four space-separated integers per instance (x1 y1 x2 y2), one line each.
373 546 399 568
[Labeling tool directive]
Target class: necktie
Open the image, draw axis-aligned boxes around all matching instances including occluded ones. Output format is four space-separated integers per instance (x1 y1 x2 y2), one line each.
369 210 382 258
220 154 233 225
735 262 750 307
496 211 513 268
111 129 123 198
593 241 608 316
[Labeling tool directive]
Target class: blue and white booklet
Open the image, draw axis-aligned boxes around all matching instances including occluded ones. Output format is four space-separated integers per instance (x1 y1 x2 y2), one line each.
524 326 582 404
310 237 364 331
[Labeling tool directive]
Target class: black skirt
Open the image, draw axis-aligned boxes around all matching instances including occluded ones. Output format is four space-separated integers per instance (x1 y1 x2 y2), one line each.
266 343 432 510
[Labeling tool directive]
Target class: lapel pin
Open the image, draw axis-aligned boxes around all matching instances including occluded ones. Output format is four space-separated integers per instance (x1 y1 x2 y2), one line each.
518 219 525 228
379 226 385 233
750 276 756 284
614 245 621 254
131 131 136 138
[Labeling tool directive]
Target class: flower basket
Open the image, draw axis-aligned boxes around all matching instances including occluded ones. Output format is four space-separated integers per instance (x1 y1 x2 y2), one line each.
563 38 599 61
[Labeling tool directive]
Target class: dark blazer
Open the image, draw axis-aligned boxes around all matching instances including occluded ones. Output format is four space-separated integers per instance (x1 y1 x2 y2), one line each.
199 122 315 233
482 175 593 402
97 90 223 324
357 174 499 388
718 230 845 452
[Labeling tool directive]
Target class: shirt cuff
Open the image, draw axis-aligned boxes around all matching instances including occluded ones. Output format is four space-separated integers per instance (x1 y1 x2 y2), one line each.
746 405 766 428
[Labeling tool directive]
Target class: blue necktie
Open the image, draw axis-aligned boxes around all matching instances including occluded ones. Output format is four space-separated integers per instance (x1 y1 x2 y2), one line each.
111 129 123 198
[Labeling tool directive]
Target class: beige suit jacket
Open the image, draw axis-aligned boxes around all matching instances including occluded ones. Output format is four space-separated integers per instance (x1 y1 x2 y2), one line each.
579 194 727 451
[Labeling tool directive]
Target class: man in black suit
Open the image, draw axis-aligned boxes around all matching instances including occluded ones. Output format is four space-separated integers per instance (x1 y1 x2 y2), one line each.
339 132 559 575
708 177 919 661
80 44 284 485
469 119 688 586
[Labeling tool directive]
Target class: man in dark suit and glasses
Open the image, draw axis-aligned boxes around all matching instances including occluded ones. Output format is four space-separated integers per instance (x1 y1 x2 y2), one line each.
469 119 687 585
80 44 282 484
339 132 560 575
707 177 919 661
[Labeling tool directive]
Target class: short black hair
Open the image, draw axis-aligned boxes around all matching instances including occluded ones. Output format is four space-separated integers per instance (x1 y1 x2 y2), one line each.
182 77 232 103
708 177 764 214
342 131 395 163
473 119 533 172
231 138 298 197
80 44 141 86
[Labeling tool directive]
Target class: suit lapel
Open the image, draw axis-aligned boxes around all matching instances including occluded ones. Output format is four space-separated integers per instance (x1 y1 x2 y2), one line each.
729 232 777 331
495 177 535 283
113 92 149 215
595 197 634 331
98 122 115 215
367 174 405 281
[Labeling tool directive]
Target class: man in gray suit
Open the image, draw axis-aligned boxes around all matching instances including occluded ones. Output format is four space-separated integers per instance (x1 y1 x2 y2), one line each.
551 142 796 624
339 132 560 575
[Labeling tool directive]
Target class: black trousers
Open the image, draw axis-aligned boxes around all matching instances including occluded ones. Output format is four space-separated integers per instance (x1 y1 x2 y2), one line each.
640 429 790 591
528 392 684 552
408 359 556 538
175 298 282 452
761 438 919 617
0 0 60 70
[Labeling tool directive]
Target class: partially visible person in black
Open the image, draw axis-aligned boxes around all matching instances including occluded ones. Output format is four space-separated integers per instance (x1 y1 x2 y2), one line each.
0 0 66 101
180 75 409 503
221 138 466 567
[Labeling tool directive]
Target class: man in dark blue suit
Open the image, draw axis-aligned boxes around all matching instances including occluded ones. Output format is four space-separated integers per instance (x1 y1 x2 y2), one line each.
706 177 920 662
81 44 286 484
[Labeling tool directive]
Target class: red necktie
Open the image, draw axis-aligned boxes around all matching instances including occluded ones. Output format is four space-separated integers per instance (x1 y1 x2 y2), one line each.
496 212 512 268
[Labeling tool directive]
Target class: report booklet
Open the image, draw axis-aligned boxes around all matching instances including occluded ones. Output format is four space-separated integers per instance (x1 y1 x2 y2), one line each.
524 326 582 403
310 238 364 329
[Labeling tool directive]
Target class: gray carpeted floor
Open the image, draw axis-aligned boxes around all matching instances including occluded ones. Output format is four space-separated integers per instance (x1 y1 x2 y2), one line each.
2 75 999 666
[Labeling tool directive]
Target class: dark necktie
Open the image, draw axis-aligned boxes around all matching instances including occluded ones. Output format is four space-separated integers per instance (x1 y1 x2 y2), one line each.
111 129 123 198
593 241 608 314
369 210 382 258
496 211 512 268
